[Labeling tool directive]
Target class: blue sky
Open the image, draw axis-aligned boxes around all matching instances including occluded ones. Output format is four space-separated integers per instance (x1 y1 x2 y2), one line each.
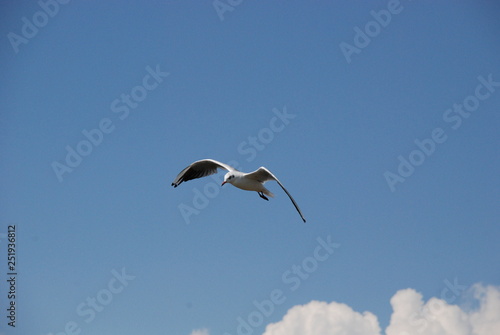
1 1 499 335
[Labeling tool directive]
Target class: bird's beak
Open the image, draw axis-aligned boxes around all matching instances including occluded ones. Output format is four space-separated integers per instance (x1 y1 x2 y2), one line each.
221 181 226 186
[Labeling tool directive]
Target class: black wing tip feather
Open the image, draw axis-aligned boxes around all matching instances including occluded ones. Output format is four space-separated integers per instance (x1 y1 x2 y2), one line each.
172 178 185 188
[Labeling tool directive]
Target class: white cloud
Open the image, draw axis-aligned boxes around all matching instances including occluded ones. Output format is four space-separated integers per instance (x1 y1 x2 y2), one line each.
385 288 471 335
468 284 500 335
262 284 500 335
263 300 381 335
190 328 209 335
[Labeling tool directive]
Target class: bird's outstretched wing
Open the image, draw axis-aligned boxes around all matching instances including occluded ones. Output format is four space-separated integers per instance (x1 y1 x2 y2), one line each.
171 159 236 187
246 167 307 223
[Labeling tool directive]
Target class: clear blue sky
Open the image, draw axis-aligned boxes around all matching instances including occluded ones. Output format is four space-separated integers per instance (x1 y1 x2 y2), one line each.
1 1 499 335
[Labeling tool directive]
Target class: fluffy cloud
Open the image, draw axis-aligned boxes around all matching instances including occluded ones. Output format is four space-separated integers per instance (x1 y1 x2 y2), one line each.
190 328 209 335
263 300 380 335
262 284 500 335
385 288 471 335
468 284 500 335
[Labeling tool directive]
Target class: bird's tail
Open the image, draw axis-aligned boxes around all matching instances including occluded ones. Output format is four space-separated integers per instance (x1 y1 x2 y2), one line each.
262 187 275 198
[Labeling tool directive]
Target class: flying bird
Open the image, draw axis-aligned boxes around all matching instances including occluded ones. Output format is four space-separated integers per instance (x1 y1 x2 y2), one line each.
172 159 306 222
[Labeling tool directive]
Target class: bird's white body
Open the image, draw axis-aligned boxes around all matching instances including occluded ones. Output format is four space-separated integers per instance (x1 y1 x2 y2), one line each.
226 171 274 197
172 159 305 222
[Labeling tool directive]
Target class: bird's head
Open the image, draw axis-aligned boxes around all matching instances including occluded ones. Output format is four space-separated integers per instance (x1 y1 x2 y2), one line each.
221 172 235 186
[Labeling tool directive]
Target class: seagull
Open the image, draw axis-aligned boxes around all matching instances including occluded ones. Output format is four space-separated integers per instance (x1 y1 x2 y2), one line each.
172 159 306 222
